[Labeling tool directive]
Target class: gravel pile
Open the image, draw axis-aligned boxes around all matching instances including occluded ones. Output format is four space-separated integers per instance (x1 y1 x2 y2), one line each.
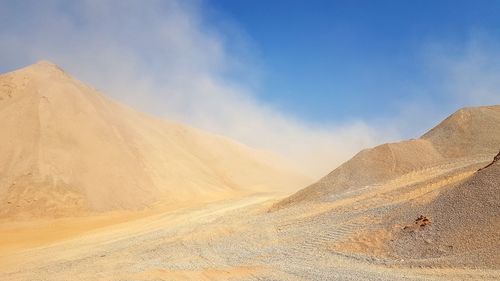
390 151 500 268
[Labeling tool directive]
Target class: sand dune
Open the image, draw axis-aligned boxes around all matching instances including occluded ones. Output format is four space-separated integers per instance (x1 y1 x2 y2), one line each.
266 105 500 272
276 105 500 208
422 106 500 157
0 61 309 219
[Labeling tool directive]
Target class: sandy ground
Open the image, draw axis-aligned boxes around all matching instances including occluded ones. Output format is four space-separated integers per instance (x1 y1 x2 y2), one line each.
1 163 498 281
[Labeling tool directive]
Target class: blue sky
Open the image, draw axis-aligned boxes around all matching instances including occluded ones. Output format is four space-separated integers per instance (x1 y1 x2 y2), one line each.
207 0 500 123
1 0 500 176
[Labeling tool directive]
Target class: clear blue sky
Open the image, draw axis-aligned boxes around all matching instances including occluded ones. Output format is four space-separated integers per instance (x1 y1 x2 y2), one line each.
207 0 500 123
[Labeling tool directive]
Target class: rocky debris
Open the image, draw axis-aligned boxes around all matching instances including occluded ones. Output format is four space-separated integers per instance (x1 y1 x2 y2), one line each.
414 215 431 227
402 215 431 231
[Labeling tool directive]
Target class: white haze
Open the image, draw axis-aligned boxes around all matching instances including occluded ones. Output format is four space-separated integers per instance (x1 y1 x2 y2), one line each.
1 1 499 178
427 35 500 107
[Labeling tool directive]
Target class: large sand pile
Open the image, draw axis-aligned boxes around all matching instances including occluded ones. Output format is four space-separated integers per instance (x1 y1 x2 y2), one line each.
273 104 500 269
277 105 500 207
389 151 500 268
0 61 309 218
422 106 500 158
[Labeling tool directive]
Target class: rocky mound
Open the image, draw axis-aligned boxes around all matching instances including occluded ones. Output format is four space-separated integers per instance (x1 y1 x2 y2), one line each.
276 105 500 208
0 61 309 218
389 150 500 268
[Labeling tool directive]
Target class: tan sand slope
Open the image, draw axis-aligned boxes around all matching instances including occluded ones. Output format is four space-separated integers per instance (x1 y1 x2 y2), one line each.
267 105 499 270
388 150 500 268
277 105 500 207
422 106 500 157
0 61 309 218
